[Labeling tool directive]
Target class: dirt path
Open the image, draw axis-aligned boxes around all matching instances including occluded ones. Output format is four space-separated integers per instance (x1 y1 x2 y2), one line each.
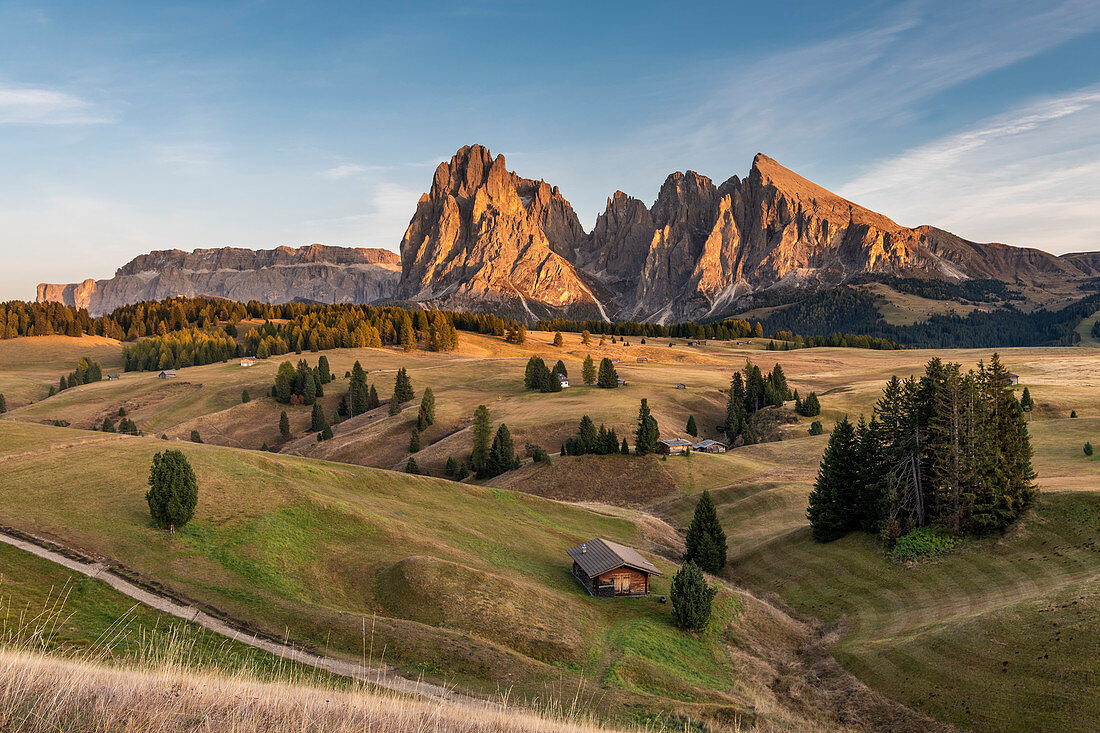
0 528 494 708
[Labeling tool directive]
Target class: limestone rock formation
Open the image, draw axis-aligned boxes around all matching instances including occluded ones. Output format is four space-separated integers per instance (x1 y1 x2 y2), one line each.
37 244 400 315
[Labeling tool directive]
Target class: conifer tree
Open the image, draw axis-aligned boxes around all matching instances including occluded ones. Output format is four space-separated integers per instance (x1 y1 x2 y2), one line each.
418 387 435 430
582 355 596 385
597 358 619 388
806 416 857 542
393 367 414 403
684 491 727 572
621 437 630 454
368 384 380 409
409 426 420 452
388 398 400 416
553 360 568 379
482 423 518 478
311 402 325 432
0 393 6 413
146 450 198 529
190 429 202 443
317 355 331 384
798 392 821 417
1020 386 1033 412
102 416 116 432
445 456 458 476
581 330 591 345
320 424 333 441
471 405 492 475
686 415 698 437
241 388 250 403
1085 442 1093 456
279 410 290 439
670 562 716 632
577 415 598 454
553 331 563 346
405 457 420 474
274 361 295 404
635 398 660 455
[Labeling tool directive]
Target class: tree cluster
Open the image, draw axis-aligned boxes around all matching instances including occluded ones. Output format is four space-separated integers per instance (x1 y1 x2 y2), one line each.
807 355 1036 543
563 415 624 456
524 356 565 392
273 358 331 405
469 405 520 479
58 357 103 391
724 362 792 445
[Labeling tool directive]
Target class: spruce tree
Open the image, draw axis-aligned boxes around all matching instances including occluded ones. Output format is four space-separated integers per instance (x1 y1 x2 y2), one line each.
686 415 698 437
190 429 202 444
806 416 857 542
368 384 380 410
683 491 727 572
471 405 492 475
553 331 563 347
582 354 597 385
418 387 435 430
279 410 290 439
553 360 568 379
146 449 198 529
620 437 630 455
393 367 414 404
409 426 420 452
445 456 458 476
577 415 598 454
597 358 619 388
274 361 295 403
102 417 116 432
581 330 591 345
241 388 250 403
320 424 333 441
1020 386 1033 412
405 457 420 474
0 393 7 413
670 562 716 632
1085 442 1093 456
808 420 823 435
799 392 821 417
317 355 331 384
311 402 325 431
634 399 660 455
482 423 517 478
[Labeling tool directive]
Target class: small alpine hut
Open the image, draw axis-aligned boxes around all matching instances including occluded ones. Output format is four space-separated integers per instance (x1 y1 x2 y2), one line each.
657 438 692 455
692 439 727 454
1008 373 1020 385
158 370 177 379
567 538 661 597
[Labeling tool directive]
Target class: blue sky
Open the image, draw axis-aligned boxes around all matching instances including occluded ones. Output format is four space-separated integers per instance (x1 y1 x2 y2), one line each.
1 0 1099 299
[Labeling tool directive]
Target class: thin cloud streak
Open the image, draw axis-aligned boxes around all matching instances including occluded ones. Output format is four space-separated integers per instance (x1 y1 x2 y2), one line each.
0 86 111 124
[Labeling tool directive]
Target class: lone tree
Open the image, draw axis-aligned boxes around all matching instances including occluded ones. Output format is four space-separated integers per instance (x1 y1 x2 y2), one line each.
417 387 436 430
597 358 619 388
581 355 597 385
146 449 198 530
553 331 564 347
405 456 420 474
393 367 414 404
0 393 6 413
670 562 716 632
279 410 290 439
634 399 660 455
581 329 591 345
241 388 250 403
1020 386 1034 412
684 491 727 572
1086 442 1094 457
409 426 421 452
470 405 492 475
102 416 116 433
190 429 202 443
310 402 326 432
685 415 698 437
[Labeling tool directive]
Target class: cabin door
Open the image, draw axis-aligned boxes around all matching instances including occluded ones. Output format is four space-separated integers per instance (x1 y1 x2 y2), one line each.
613 575 629 594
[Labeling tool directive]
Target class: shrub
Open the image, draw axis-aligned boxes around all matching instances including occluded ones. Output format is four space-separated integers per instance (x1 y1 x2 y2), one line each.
190 429 202 443
1085 442 1093 457
670 562 716 632
808 420 824 436
890 526 961 563
1071 410 1078 418
146 450 198 529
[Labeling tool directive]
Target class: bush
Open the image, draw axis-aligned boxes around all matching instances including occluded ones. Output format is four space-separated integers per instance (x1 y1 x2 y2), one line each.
1071 410 1078 418
808 420 824 436
890 526 961 563
190 429 202 443
1085 441 1093 457
241 389 250 403
670 562 716 632
146 450 198 529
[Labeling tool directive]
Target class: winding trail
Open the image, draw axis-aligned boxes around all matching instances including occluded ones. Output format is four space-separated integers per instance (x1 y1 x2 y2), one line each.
0 527 493 708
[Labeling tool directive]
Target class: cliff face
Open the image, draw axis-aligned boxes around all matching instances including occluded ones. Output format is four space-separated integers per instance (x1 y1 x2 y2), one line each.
36 146 1100 323
37 244 400 315
396 145 605 320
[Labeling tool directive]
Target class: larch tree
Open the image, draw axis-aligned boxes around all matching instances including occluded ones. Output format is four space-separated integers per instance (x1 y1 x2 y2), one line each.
582 355 597 385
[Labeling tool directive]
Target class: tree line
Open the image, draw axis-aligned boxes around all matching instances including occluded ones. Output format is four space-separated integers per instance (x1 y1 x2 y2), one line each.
807 354 1036 543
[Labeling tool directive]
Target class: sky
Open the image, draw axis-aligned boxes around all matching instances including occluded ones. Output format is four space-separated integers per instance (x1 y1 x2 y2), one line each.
1 0 1099 300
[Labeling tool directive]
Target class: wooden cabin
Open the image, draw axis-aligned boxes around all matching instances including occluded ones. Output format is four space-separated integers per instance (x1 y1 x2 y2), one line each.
657 438 692 455
240 357 257 367
1008 373 1020 385
675 383 686 390
558 373 570 388
567 538 661 597
158 370 177 379
692 439 727 454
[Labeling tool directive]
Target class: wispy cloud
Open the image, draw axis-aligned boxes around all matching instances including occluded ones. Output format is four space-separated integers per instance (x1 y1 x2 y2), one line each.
317 158 442 180
0 86 110 125
304 182 419 249
839 86 1100 253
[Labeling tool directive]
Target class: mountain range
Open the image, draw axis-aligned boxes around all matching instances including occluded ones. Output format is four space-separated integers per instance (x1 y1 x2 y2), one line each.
37 144 1100 321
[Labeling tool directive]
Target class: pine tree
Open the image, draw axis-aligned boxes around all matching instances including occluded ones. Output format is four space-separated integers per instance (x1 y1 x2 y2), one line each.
409 426 420 452
445 456 458 476
806 416 857 542
597 358 619 388
582 355 596 385
482 423 517 478
0 393 6 413
146 450 198 529
670 562 716 632
471 405 492 475
368 384 380 409
808 420 823 435
388 398 400 416
577 415 598 454
798 392 821 417
274 361 295 403
320 424 333 440
685 415 698 437
553 360 568 379
311 402 325 431
1085 442 1093 456
102 417 116 432
634 399 660 455
418 387 435 430
553 331 564 347
190 429 202 443
683 491 727 572
279 410 290 439
1071 410 1077 418
405 457 420 474
581 330 591 345
317 355 331 384
241 389 250 403
1020 386 1033 412
620 437 630 455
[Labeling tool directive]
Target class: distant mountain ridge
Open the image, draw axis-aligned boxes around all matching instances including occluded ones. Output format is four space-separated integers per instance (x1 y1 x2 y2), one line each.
37 145 1100 320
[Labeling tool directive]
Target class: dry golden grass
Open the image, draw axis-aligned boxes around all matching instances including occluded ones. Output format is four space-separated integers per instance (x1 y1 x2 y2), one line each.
0 648 639 733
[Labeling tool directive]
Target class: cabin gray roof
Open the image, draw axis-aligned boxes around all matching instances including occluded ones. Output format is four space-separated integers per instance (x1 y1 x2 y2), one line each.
567 538 662 578
660 438 692 447
692 440 722 449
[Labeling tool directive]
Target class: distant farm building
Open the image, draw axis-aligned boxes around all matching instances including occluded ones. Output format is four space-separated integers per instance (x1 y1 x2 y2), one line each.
558 374 570 388
685 340 708 346
657 438 692 455
158 370 177 379
617 377 627 387
240 357 257 367
1008 373 1020 385
567 538 662 597
106 374 120 381
692 439 727 454
636 357 648 363
675 383 686 390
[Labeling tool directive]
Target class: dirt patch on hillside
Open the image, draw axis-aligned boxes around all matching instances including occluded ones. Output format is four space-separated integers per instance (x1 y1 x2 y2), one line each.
487 454 679 506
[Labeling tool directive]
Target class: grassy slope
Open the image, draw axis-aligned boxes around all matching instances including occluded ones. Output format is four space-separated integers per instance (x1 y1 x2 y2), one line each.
0 335 124 409
0 542 342 686
0 421 751 723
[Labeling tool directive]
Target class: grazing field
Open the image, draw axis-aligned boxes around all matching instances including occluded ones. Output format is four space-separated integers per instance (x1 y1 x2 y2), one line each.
3 332 1099 730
